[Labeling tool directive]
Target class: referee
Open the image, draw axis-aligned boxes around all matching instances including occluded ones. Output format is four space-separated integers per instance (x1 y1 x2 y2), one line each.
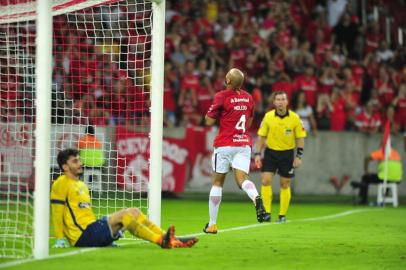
254 91 306 222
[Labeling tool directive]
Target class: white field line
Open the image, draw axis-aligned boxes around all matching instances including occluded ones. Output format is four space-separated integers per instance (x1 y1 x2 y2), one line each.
0 208 375 269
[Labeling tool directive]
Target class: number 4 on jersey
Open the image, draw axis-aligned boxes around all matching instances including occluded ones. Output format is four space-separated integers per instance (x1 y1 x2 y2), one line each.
235 114 246 133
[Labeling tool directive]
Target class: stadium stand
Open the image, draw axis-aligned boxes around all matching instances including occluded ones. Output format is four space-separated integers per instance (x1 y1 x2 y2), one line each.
1 0 405 134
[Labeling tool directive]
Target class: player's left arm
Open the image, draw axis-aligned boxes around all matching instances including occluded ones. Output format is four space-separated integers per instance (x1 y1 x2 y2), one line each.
293 115 306 168
293 137 305 168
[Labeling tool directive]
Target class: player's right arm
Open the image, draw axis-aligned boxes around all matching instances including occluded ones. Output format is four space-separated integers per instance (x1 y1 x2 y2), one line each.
50 179 68 243
254 113 269 168
205 116 217 126
205 92 224 126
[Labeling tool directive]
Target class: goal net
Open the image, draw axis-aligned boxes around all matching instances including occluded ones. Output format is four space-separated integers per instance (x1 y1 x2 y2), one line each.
0 0 157 258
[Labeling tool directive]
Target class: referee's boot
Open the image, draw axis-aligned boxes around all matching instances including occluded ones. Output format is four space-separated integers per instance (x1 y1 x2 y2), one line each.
278 215 286 223
263 213 271 222
255 196 266 223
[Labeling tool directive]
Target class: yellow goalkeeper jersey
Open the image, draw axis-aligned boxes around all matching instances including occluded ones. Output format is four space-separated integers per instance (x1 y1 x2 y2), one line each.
51 175 96 246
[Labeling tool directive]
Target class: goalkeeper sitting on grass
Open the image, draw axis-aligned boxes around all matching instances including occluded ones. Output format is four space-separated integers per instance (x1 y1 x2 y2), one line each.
51 148 198 249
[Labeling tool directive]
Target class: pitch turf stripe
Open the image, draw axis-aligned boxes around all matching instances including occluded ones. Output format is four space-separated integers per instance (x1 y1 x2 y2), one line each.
0 208 374 269
181 209 376 237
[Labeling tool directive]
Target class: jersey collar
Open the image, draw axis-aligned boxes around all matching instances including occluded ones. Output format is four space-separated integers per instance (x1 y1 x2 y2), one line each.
274 109 289 118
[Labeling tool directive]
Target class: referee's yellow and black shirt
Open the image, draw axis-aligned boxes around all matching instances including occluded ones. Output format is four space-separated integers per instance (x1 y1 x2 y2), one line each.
257 109 306 150
51 175 96 245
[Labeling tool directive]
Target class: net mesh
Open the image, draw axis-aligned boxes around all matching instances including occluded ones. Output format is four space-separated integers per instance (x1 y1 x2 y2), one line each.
0 0 153 258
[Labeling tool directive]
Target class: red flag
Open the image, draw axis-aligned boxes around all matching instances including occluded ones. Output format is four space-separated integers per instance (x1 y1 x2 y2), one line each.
381 121 391 160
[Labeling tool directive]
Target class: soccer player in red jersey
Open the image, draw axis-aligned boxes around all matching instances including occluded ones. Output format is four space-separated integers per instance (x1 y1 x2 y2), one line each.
203 68 266 234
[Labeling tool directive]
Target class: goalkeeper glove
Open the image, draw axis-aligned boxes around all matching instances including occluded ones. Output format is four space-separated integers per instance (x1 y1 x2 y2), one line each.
53 238 68 248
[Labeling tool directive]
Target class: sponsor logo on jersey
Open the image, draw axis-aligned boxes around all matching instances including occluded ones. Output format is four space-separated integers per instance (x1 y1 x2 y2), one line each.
285 129 292 136
230 97 249 103
78 202 91 209
232 134 249 142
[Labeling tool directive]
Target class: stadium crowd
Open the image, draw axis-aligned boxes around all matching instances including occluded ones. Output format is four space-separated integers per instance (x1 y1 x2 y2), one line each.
1 0 405 136
161 0 406 135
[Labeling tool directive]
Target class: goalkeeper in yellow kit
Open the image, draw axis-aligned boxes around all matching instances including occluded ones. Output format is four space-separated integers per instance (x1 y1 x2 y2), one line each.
51 148 198 248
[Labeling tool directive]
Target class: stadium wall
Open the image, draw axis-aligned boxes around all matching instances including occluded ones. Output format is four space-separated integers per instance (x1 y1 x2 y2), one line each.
181 130 406 196
1 124 405 196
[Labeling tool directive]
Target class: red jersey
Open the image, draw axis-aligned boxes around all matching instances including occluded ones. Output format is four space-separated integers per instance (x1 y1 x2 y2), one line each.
206 89 254 147
396 98 406 127
181 74 199 91
355 111 381 131
272 81 295 101
330 97 346 131
294 75 318 107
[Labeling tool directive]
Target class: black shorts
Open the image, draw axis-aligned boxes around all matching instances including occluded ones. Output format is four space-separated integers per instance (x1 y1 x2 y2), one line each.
261 148 295 178
75 216 121 247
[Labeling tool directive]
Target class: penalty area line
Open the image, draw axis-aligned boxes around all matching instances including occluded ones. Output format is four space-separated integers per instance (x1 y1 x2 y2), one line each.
0 208 376 269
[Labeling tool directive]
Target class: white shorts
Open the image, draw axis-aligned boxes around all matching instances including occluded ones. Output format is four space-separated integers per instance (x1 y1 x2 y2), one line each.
212 146 251 174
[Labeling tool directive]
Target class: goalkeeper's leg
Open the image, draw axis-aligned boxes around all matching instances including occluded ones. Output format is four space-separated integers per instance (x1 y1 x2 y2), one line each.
109 208 197 248
109 208 162 245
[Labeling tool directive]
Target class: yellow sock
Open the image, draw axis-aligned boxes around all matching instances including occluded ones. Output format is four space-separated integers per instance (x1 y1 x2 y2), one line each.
261 185 272 214
138 212 164 235
122 213 162 244
279 187 291 216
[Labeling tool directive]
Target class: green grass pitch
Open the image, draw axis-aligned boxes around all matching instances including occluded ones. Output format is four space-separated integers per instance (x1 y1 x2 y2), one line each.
1 196 406 270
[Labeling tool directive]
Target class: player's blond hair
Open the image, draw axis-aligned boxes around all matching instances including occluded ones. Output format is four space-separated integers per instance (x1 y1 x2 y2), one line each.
225 68 244 90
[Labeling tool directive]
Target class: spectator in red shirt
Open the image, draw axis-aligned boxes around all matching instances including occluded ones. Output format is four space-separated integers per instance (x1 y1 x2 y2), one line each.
253 40 271 73
319 65 339 95
296 41 315 71
178 88 201 126
259 10 276 40
228 35 247 70
89 107 111 126
272 73 295 101
375 66 395 107
382 105 400 135
344 67 362 93
274 20 292 50
330 88 347 131
294 66 318 107
342 79 361 129
314 29 333 67
364 22 383 55
316 93 333 130
392 83 406 132
180 60 200 92
197 75 215 116
350 59 365 85
355 100 382 135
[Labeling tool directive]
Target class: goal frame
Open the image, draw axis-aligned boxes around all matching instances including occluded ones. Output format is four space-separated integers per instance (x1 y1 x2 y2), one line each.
28 0 166 259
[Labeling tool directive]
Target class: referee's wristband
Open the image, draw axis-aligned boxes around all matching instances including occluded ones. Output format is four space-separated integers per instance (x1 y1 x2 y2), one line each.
296 147 304 159
254 152 261 156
